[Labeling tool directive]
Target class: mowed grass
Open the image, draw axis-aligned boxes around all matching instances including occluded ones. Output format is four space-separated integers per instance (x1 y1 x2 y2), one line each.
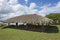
0 25 60 40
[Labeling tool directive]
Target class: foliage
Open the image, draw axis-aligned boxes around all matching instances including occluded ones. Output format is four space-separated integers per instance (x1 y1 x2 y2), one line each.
46 13 60 24
0 23 5 27
46 13 60 20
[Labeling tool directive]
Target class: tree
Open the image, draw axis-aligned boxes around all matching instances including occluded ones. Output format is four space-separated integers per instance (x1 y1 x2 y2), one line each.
45 13 60 24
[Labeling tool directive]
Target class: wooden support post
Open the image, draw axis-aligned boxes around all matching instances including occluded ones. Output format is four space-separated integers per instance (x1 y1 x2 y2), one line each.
16 23 18 28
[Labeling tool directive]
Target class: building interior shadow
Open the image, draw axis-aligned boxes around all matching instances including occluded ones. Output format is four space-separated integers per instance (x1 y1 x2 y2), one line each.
2 24 59 33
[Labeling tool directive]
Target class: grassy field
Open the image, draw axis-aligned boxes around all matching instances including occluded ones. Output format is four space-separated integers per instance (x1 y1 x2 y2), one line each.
0 25 60 40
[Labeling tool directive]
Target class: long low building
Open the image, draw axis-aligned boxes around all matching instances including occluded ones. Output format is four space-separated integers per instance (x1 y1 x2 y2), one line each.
4 14 53 25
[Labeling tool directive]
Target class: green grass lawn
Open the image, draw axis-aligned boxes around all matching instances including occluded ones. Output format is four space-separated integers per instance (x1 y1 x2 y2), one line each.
0 25 60 40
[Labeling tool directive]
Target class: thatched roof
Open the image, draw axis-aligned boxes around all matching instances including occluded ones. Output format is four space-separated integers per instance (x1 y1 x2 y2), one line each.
4 14 52 25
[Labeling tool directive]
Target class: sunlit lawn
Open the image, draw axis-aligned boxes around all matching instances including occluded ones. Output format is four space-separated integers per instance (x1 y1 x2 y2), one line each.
0 25 60 40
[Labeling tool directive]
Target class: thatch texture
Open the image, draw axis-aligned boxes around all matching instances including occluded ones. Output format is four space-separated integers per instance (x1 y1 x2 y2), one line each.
4 14 53 25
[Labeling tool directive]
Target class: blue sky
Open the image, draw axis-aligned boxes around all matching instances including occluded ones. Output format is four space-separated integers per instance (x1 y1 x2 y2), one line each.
0 0 60 20
18 0 60 6
18 0 60 10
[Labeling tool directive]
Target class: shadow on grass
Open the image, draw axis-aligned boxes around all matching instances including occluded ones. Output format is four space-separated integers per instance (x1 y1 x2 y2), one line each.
2 24 59 33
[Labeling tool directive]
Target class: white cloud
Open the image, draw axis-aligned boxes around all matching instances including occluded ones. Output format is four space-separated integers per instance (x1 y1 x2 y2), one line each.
0 0 13 14
56 2 60 7
0 0 37 20
12 4 24 11
8 0 18 5
29 3 36 9
38 2 60 16
0 0 60 21
0 0 4 2
25 0 28 2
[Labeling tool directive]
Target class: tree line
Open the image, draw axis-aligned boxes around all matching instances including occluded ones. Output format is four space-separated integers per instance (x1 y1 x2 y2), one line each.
45 13 60 25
